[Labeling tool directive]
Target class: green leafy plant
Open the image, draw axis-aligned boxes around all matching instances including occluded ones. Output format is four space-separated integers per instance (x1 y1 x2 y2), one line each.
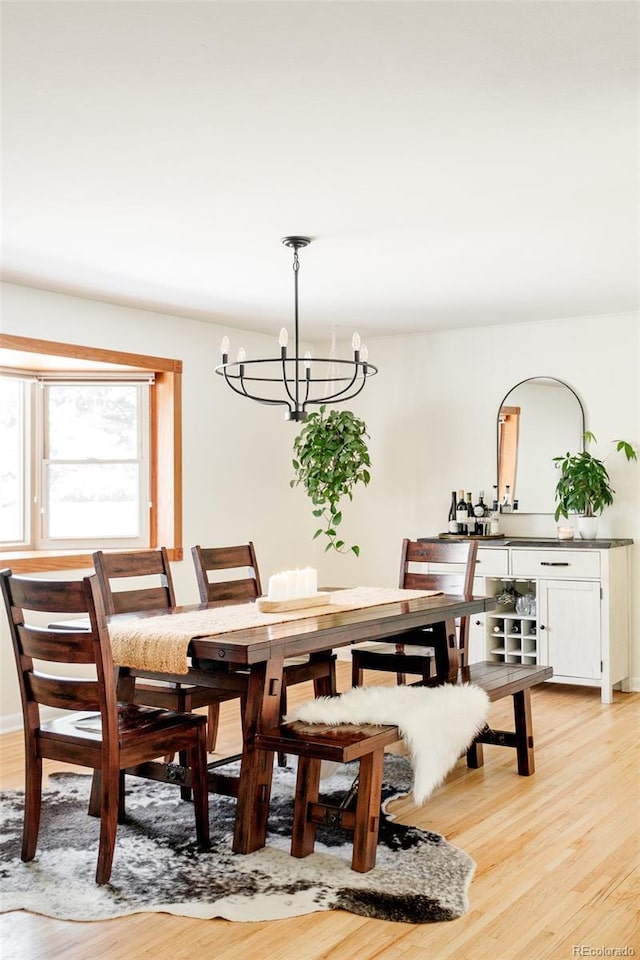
553 432 637 521
291 405 371 555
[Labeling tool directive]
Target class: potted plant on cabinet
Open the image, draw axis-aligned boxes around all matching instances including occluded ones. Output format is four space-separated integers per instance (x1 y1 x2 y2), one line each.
553 432 637 538
291 405 371 555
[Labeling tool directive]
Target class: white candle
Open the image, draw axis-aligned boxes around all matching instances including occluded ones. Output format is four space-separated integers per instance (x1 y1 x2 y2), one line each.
284 570 296 600
301 567 316 596
268 572 286 601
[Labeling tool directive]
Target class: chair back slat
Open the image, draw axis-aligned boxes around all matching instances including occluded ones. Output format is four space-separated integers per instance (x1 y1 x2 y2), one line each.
5 576 88 616
403 572 466 594
26 674 102 712
399 538 478 662
92 548 176 615
108 587 172 614
191 543 262 605
18 625 97 663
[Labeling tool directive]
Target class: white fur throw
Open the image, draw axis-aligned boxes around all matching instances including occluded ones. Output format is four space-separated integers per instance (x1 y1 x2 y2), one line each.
286 684 489 805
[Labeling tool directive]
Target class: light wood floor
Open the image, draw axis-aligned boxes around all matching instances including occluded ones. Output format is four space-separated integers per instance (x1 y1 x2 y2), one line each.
1 664 638 960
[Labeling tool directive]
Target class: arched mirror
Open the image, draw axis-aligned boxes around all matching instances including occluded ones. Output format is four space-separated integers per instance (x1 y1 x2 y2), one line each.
497 377 585 514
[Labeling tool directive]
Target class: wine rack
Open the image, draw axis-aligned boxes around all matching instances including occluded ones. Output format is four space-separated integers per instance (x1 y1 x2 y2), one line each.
485 578 538 666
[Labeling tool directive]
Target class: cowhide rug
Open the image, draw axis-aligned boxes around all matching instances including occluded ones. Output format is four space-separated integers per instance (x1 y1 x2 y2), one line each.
0 755 475 925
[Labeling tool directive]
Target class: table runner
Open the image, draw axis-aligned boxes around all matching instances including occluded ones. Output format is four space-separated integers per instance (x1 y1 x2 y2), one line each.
107 586 442 675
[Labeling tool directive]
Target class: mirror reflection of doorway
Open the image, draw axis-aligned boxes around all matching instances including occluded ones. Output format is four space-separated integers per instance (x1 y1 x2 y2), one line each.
498 405 520 503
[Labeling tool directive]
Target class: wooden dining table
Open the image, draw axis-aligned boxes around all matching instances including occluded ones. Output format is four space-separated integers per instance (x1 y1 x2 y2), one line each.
108 588 496 855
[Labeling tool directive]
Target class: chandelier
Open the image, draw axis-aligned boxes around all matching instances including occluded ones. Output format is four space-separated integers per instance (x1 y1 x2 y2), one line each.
215 236 378 421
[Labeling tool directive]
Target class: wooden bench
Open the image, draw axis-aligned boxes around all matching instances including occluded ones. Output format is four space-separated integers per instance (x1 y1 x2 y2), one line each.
254 720 401 872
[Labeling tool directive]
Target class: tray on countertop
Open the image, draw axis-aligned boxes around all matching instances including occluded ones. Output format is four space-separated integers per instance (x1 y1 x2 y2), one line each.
436 533 505 540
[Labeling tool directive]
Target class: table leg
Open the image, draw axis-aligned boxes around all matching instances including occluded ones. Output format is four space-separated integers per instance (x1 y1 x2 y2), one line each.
232 655 284 854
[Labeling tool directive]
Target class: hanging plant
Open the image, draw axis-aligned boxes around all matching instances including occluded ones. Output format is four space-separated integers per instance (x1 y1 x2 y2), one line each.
291 405 371 555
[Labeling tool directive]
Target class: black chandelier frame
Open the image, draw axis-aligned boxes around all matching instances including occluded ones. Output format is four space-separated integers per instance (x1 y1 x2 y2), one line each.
215 236 378 421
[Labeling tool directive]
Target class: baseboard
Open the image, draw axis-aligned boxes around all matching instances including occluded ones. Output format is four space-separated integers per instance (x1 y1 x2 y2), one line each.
0 705 63 736
0 712 23 735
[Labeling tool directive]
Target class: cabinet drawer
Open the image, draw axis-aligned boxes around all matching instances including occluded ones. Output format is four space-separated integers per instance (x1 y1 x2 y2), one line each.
475 548 509 577
511 549 600 579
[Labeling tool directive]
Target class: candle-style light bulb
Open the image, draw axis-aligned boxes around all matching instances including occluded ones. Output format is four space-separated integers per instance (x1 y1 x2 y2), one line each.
360 344 369 364
279 327 289 348
303 350 312 370
237 347 246 363
220 336 230 359
352 332 361 352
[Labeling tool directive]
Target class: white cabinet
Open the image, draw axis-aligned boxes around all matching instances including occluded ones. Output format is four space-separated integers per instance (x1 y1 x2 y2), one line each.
421 538 632 704
483 542 631 703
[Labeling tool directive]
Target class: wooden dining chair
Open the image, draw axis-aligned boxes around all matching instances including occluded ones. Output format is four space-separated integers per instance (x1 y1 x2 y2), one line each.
0 569 209 885
191 543 337 764
92 548 231 760
351 538 478 686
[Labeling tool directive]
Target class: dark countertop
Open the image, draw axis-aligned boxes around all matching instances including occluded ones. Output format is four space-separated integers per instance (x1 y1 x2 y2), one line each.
419 537 633 549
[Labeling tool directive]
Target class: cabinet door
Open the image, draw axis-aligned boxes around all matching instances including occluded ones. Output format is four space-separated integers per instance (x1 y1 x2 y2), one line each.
538 579 601 680
467 576 486 663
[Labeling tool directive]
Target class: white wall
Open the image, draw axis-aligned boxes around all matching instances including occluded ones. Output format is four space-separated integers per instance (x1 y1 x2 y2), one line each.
1 285 638 726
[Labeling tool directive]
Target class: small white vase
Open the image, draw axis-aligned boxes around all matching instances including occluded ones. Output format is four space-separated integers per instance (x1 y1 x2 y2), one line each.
577 516 599 539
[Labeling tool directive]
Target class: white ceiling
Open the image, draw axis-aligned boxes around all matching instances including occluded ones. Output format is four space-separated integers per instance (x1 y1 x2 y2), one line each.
2 1 638 342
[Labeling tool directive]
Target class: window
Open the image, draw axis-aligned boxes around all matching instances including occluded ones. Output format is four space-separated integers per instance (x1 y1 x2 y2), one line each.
0 334 182 572
0 376 28 545
41 379 151 548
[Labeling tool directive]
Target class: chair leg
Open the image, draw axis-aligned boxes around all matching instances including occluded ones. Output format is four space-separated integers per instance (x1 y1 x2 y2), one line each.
21 750 42 862
206 702 220 753
351 654 363 687
179 749 192 802
277 686 288 768
311 654 337 697
513 689 535 775
291 755 321 859
90 769 126 821
95 763 120 885
351 750 384 873
190 725 210 849
89 770 100 817
393 643 407 685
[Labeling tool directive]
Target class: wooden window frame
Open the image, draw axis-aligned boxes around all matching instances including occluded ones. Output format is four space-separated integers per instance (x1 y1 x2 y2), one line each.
0 334 182 573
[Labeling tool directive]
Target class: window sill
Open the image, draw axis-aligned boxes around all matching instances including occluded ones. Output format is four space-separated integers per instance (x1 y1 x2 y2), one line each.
0 548 183 574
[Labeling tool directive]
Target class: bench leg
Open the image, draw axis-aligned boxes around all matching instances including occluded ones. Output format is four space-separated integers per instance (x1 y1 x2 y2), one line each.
352 749 384 873
466 739 484 769
514 689 535 776
291 756 321 859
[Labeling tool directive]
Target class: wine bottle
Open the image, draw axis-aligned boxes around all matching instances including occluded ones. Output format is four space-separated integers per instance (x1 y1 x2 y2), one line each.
455 490 468 535
474 491 486 535
466 492 476 535
448 491 459 534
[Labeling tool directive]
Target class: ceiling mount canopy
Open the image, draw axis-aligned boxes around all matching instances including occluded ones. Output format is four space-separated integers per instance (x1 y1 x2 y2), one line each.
215 237 378 421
